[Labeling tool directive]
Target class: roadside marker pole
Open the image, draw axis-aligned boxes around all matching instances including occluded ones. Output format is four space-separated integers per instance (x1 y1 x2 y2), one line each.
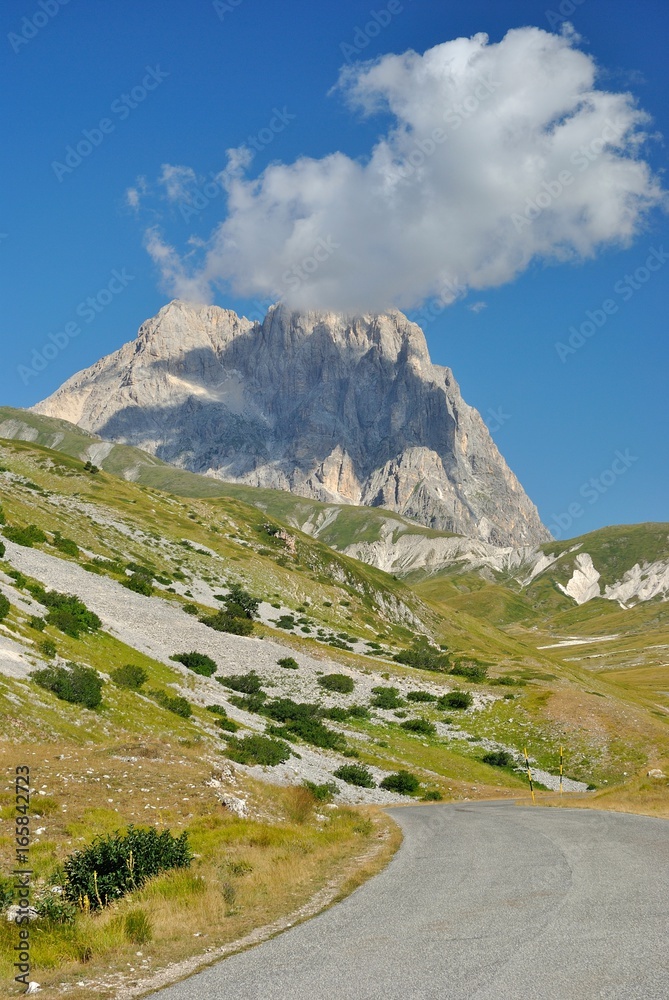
524 747 535 804
559 746 564 796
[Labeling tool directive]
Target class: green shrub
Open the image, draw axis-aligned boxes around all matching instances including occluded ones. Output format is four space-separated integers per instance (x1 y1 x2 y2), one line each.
199 610 253 635
406 690 437 703
35 893 77 925
422 789 443 801
317 673 355 694
333 764 375 788
370 686 403 709
0 592 9 622
206 704 228 716
218 671 263 694
63 825 192 910
150 690 192 718
227 693 266 713
303 780 338 803
124 908 152 944
450 659 488 683
217 717 239 733
29 615 46 630
347 704 371 719
51 532 79 557
380 770 420 794
3 524 47 547
481 750 513 767
223 583 259 619
322 706 349 721
123 573 153 596
277 657 299 669
40 639 56 659
0 505 5 525
224 734 291 766
0 540 5 559
400 718 436 736
438 690 473 710
33 663 103 709
393 639 449 672
182 602 198 615
275 615 295 629
38 590 101 638
261 698 345 750
0 873 14 911
111 664 148 690
170 651 217 677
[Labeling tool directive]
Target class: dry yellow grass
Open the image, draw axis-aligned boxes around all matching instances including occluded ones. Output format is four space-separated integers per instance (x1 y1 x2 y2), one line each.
0 740 400 998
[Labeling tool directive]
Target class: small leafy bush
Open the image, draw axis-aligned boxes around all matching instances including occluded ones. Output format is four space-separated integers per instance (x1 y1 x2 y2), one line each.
333 764 375 788
370 686 403 709
303 780 338 803
35 893 77 925
347 704 371 719
277 657 299 669
29 615 46 630
182 602 198 615
3 523 47 547
380 770 420 794
438 690 473 710
150 690 192 718
170 651 217 677
393 639 449 672
218 671 263 694
33 663 103 709
206 704 228 716
228 693 266 713
0 592 9 622
35 589 101 638
199 610 253 635
40 639 56 658
123 573 153 596
275 615 295 629
51 532 79 557
400 718 436 736
318 673 354 694
224 733 291 766
0 540 5 559
481 750 513 767
111 664 148 690
406 690 437 703
217 717 239 733
450 659 489 683
422 789 443 801
63 825 192 910
321 706 349 721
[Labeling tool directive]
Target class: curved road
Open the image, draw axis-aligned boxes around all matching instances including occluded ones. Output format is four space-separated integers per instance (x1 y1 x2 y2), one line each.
152 802 669 1000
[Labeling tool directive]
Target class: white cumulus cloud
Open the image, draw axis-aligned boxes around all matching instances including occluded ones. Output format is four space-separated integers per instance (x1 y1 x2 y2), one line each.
144 26 666 312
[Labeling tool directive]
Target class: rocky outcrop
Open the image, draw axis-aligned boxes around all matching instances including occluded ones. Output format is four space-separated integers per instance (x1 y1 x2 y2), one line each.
32 300 550 546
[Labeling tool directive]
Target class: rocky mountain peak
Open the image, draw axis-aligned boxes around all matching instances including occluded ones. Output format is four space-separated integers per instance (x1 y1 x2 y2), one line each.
32 300 550 547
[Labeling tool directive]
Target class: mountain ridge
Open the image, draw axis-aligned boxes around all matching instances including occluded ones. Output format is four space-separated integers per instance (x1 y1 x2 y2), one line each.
32 300 550 547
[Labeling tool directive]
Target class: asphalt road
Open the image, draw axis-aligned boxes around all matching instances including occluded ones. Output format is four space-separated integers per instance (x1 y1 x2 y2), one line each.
151 802 669 1000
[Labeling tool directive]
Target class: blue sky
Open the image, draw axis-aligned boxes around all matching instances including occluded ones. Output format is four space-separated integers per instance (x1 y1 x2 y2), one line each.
2 0 667 538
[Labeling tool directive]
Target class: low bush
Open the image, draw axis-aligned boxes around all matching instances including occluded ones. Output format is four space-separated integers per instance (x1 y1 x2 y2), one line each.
393 639 449 672
438 690 473 710
3 523 47 547
333 764 375 788
182 602 199 615
29 615 46 630
227 693 267 712
224 733 291 766
51 532 79 557
170 651 217 677
62 825 192 910
422 789 443 801
481 750 513 767
40 639 56 658
370 686 403 710
33 663 103 709
400 718 436 736
347 704 371 719
206 704 228 716
218 671 263 694
149 690 192 718
406 690 437 703
275 615 295 629
302 780 338 803
317 673 355 694
36 589 101 639
321 706 349 721
277 657 299 669
35 893 77 925
261 698 345 750
0 540 5 559
199 610 253 635
111 664 148 690
450 659 489 683
123 573 153 596
380 770 420 794
0 593 9 622
217 717 239 733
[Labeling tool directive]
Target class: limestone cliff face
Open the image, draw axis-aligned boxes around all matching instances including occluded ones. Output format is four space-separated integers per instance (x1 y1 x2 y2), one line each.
32 300 550 546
